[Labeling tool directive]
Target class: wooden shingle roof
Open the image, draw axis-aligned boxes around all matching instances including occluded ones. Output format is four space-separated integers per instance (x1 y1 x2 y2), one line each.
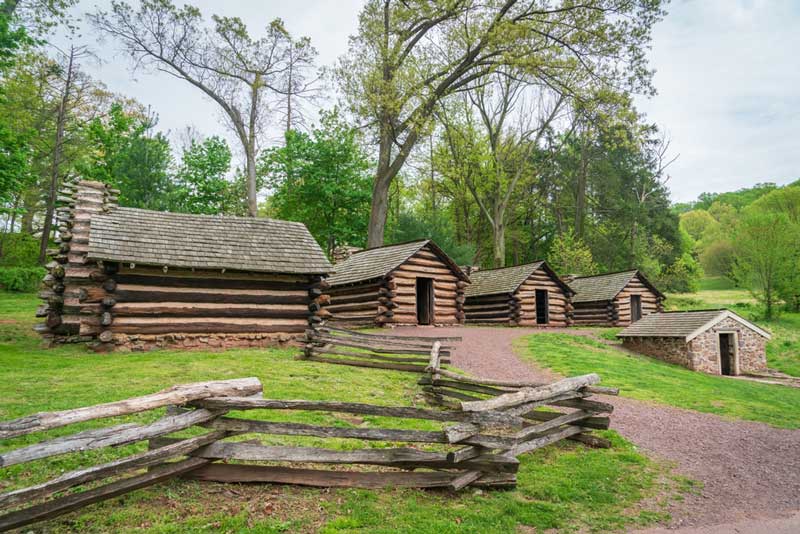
87 207 333 275
569 270 663 303
327 240 468 287
617 309 771 341
465 261 573 298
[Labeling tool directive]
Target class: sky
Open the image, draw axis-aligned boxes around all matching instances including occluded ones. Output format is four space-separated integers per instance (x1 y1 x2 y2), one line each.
55 0 800 203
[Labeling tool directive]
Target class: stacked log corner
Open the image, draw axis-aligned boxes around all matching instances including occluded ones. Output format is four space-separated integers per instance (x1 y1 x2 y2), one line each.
36 180 119 349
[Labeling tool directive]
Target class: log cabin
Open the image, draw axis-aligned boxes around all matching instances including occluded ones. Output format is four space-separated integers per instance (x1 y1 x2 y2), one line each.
567 269 664 327
325 240 469 327
36 179 333 352
617 309 770 375
464 261 574 327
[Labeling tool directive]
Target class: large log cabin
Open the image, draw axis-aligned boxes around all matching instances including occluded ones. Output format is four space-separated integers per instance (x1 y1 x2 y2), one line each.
36 179 333 351
325 240 469 327
567 270 664 327
464 261 574 326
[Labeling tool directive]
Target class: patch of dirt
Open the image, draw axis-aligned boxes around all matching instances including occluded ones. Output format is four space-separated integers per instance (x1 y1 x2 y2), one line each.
391 326 800 530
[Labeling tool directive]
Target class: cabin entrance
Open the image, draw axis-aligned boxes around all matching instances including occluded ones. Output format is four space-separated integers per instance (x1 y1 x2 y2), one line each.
416 277 434 325
719 333 736 375
631 295 642 322
535 289 549 325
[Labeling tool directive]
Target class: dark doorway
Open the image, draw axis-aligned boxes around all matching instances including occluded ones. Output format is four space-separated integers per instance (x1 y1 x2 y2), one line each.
630 295 642 322
719 333 735 375
416 277 434 325
535 289 549 325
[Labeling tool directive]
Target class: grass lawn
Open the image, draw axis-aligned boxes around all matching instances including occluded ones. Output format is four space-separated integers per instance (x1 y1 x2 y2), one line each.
666 282 800 377
0 291 679 533
516 333 800 429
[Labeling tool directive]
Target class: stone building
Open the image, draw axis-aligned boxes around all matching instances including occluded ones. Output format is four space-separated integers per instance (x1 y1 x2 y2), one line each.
617 309 771 375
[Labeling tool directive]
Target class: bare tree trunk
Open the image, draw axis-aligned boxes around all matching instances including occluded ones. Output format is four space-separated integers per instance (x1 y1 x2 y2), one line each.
39 46 75 265
575 135 588 239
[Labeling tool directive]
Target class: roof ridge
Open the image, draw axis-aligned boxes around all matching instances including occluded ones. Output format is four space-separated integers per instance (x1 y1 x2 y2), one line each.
470 260 545 274
110 206 307 226
572 268 638 281
349 239 429 255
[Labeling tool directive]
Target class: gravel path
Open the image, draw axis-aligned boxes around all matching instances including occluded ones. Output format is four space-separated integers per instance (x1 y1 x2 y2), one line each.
392 326 800 530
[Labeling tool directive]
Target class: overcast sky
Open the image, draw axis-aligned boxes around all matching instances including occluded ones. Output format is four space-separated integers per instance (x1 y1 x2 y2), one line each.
57 0 799 203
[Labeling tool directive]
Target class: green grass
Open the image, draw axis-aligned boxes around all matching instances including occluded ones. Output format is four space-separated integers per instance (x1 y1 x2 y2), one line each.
697 276 737 291
666 282 800 377
0 291 678 533
516 333 800 429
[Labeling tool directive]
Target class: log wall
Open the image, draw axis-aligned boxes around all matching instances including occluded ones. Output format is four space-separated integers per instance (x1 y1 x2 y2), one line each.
36 180 329 352
612 275 663 327
464 267 572 327
327 245 466 327
571 274 663 327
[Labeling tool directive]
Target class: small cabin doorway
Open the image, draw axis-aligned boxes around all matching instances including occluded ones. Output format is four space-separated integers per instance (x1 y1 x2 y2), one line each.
630 295 642 322
416 277 434 325
535 289 549 325
719 333 736 376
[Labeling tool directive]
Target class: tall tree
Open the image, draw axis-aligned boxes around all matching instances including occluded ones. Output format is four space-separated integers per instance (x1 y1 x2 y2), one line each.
171 135 237 215
260 110 372 256
338 0 664 247
90 0 314 216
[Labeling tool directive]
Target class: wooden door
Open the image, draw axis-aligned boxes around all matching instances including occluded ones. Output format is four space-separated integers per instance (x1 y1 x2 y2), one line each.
719 333 734 375
630 295 642 322
535 289 549 325
415 277 434 325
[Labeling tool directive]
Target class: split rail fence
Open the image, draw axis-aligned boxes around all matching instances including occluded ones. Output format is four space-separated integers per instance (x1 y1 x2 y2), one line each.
0 366 616 531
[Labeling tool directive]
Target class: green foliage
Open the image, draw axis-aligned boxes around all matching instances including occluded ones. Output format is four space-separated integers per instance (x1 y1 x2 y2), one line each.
78 103 174 210
656 252 703 293
0 266 44 291
547 231 598 276
518 333 800 429
170 136 238 214
260 110 372 256
0 232 39 266
695 182 780 211
679 209 718 242
386 210 476 266
699 239 735 278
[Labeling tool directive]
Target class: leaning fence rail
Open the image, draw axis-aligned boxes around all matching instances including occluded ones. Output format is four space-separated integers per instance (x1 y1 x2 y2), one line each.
0 370 617 531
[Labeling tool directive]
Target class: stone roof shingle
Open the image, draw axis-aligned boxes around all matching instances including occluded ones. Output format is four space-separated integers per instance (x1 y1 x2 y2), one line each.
87 207 332 275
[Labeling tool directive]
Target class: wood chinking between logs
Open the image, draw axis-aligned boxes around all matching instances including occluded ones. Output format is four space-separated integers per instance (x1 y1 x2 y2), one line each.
34 179 334 352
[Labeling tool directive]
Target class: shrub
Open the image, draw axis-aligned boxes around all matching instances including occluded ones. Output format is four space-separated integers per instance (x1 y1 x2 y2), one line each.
0 266 45 292
0 233 40 267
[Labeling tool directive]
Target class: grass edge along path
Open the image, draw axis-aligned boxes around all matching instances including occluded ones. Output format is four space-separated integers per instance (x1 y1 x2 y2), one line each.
516 333 800 429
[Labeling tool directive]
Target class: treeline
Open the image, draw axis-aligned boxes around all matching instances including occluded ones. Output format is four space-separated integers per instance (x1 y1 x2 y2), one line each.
679 180 800 317
1 0 703 295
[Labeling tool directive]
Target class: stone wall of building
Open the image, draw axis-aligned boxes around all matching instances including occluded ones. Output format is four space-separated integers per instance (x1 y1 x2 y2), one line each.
621 316 768 375
621 337 693 369
688 316 767 374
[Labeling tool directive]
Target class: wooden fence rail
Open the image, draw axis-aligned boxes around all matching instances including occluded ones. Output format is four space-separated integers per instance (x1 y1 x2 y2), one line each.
1 369 617 530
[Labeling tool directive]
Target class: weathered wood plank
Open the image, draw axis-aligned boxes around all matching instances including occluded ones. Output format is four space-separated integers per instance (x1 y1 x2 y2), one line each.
0 378 261 440
461 374 601 412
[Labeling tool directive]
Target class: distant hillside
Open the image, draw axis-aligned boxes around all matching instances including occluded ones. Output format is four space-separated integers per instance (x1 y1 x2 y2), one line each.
673 178 800 214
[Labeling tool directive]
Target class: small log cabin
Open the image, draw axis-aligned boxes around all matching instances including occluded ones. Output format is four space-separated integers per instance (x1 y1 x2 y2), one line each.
568 270 664 327
325 240 469 327
36 179 333 352
464 261 574 326
617 309 770 375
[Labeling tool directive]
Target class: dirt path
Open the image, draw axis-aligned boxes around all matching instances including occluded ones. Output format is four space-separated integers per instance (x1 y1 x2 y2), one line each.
392 326 800 531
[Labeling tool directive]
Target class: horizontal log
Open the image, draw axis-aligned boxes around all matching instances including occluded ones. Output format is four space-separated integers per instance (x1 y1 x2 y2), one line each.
206 417 517 449
0 431 225 511
0 378 261 440
508 425 586 456
431 369 619 396
111 317 308 335
183 464 516 489
192 397 521 427
114 284 309 305
327 292 377 306
320 326 461 343
116 273 310 291
0 409 223 467
306 356 428 373
191 442 518 473
0 458 209 533
113 302 310 319
327 301 378 314
461 374 601 412
327 282 382 296
311 348 443 364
